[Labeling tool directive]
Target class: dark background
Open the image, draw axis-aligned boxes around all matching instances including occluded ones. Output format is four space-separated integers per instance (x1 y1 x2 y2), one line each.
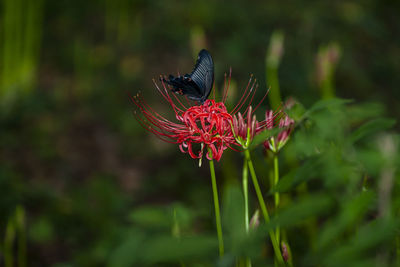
0 0 399 265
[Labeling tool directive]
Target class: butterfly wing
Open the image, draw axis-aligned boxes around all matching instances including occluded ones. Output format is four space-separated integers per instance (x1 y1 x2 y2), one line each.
189 49 214 102
163 49 214 103
163 75 204 102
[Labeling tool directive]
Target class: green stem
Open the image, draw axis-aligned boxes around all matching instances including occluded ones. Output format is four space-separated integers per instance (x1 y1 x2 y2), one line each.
266 66 282 111
242 157 252 267
16 205 26 267
397 230 400 266
397 209 400 266
208 152 224 257
243 158 249 232
4 217 15 267
273 154 280 244
244 150 284 265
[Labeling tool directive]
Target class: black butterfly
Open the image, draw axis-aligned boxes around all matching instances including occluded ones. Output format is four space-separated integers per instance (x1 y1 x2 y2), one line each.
162 49 214 104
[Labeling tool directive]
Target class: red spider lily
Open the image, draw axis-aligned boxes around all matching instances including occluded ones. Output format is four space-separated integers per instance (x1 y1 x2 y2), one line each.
263 110 295 153
231 106 258 148
231 105 282 149
131 70 279 161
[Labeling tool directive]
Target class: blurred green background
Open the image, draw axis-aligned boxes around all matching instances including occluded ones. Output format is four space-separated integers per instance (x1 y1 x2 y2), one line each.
1 0 400 266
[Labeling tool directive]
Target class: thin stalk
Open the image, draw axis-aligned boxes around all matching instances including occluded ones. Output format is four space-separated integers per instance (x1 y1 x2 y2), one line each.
273 154 280 244
172 208 186 267
244 150 284 265
208 151 224 257
243 158 249 232
4 218 15 267
242 157 251 267
266 30 284 110
397 228 400 266
266 65 281 111
16 206 26 267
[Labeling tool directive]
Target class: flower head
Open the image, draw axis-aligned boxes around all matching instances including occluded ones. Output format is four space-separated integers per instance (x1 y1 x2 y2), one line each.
177 99 236 161
132 69 278 161
231 106 258 149
132 80 236 162
263 111 294 153
231 106 278 149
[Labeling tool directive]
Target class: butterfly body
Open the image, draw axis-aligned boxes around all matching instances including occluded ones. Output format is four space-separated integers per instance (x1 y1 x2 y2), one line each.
163 49 214 103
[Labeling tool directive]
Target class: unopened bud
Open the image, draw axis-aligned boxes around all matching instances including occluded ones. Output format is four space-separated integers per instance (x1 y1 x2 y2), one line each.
249 210 260 229
267 31 285 68
281 241 290 262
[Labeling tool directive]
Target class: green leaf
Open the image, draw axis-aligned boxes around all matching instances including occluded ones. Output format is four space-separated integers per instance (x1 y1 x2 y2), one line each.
269 157 321 193
350 118 396 143
171 203 194 233
285 100 306 121
316 191 375 249
345 102 385 122
268 194 333 228
222 184 246 253
29 217 54 243
108 230 146 267
128 206 172 229
250 128 281 149
322 218 398 266
305 98 352 116
141 235 217 263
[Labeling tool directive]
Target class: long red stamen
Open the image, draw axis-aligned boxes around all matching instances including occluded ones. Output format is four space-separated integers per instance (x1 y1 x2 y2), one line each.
230 74 253 114
222 68 232 104
243 83 259 116
231 78 257 115
252 87 270 113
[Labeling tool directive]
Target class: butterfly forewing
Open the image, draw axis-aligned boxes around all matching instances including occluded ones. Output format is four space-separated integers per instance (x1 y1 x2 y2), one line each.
163 49 214 103
190 49 214 102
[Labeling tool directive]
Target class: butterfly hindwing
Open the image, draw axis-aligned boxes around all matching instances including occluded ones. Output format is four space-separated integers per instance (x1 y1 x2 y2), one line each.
163 49 214 103
166 75 203 100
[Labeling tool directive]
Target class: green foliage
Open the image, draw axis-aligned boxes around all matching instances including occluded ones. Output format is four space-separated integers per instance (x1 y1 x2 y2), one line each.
1 0 43 103
350 118 396 143
102 99 397 266
0 0 399 265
